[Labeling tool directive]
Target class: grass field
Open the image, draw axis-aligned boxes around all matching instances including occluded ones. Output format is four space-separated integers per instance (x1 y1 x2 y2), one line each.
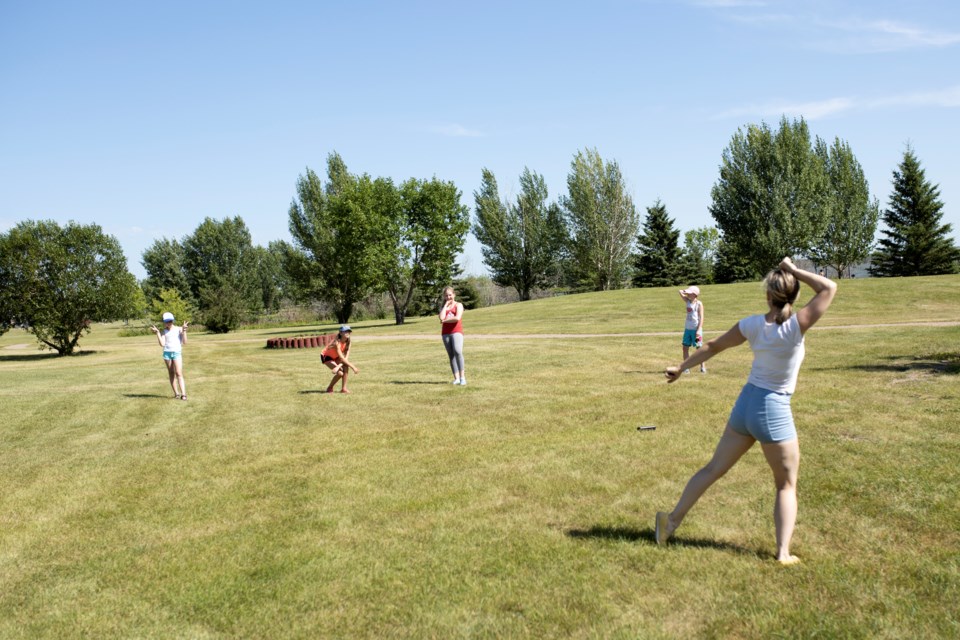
1 275 958 638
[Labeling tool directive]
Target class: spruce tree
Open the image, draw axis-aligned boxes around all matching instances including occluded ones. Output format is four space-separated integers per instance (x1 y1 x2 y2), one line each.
632 199 682 287
870 147 960 276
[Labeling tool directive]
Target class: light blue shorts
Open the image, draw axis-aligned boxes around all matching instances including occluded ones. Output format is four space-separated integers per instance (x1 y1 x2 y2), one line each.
682 329 701 347
162 350 181 361
728 383 797 443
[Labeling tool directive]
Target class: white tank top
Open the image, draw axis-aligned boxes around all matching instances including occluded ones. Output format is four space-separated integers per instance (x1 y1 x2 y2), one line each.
685 300 701 330
163 327 183 353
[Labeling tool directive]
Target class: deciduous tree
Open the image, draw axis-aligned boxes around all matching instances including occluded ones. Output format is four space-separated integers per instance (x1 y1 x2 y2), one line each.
561 148 639 291
0 220 139 355
473 168 568 300
181 216 263 332
382 177 470 324
287 153 394 323
710 117 829 274
808 138 879 277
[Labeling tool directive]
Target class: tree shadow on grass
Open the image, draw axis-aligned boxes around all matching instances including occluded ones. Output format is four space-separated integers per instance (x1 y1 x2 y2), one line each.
566 526 758 556
811 353 960 376
0 350 99 362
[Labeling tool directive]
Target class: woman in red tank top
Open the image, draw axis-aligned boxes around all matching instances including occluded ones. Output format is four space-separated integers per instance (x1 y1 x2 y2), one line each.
439 286 466 385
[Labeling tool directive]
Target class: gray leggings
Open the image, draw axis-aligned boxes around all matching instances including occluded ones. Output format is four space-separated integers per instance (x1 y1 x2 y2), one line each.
442 333 465 376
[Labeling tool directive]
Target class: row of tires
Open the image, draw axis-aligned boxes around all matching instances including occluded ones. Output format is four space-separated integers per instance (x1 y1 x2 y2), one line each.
265 335 335 349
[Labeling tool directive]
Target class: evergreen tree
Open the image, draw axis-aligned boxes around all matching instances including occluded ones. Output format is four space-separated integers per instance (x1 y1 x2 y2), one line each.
870 147 960 276
632 199 683 287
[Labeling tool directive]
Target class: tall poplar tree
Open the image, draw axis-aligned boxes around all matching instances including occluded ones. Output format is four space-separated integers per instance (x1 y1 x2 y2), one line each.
561 148 639 291
808 137 879 277
870 147 959 276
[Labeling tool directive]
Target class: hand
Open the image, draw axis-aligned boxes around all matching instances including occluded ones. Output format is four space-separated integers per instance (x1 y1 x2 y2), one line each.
352 365 359 374
664 366 681 383
779 257 795 272
150 325 159 334
182 321 189 330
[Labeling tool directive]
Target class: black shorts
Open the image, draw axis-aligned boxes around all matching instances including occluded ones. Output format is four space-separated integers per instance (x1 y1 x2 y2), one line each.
321 355 336 364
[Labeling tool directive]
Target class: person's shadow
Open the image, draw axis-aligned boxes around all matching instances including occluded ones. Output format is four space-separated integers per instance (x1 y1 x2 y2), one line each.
122 393 170 399
566 525 758 556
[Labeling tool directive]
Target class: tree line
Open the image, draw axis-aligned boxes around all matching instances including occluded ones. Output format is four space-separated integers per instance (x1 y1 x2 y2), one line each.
2 117 957 354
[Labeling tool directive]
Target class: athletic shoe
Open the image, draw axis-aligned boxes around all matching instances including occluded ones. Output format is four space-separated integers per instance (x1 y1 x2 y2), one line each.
452 379 461 385
683 369 691 374
460 379 467 386
655 511 671 545
700 365 707 373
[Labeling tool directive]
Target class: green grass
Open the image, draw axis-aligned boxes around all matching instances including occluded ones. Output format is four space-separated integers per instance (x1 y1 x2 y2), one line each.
1 275 959 638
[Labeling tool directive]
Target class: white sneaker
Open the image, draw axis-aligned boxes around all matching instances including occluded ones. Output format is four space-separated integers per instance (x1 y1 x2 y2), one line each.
683 369 690 374
700 365 707 373
460 379 467 386
452 379 461 385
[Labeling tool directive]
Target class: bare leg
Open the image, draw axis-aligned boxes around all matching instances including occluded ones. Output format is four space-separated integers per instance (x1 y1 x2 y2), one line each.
173 358 186 398
663 426 756 539
760 438 800 563
165 360 178 397
340 367 350 393
326 370 342 393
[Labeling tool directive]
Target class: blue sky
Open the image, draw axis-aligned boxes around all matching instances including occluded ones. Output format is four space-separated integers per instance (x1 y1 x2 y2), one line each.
2 0 958 279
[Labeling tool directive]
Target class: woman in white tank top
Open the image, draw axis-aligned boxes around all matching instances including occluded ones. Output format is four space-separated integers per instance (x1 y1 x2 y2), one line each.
656 257 837 565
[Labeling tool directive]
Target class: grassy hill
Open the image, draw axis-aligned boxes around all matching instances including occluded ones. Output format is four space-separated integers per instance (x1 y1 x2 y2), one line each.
1 275 958 638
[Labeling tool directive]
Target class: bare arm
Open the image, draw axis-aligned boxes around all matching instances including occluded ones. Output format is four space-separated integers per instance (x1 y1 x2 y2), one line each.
780 257 837 334
697 301 704 334
337 342 358 373
441 302 463 324
180 323 188 345
150 325 164 347
665 321 746 383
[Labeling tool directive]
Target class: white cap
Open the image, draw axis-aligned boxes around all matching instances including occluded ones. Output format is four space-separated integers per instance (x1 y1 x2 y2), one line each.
162 312 175 322
682 286 700 296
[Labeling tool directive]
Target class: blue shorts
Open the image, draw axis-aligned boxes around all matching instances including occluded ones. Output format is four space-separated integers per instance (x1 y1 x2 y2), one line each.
682 329 701 348
162 350 181 361
728 383 797 443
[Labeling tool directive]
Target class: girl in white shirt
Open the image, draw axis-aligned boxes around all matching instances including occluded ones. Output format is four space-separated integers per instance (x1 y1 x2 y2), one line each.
151 311 189 400
656 257 836 565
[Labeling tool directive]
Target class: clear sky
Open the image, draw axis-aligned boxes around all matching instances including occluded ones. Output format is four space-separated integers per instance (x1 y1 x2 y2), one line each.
2 0 958 279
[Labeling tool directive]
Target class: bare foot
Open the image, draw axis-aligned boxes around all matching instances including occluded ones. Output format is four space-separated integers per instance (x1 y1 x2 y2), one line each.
777 555 801 566
340 389 351 394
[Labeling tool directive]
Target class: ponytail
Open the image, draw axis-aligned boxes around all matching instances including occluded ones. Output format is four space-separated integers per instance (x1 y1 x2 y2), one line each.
765 269 801 324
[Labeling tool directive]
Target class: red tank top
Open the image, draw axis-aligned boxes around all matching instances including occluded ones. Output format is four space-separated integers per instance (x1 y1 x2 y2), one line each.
441 306 463 335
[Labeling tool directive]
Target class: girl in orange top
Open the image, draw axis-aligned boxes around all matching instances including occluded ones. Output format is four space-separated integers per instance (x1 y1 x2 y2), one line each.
322 325 359 393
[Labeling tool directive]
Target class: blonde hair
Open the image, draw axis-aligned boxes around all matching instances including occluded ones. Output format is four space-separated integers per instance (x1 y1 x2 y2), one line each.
764 269 801 324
